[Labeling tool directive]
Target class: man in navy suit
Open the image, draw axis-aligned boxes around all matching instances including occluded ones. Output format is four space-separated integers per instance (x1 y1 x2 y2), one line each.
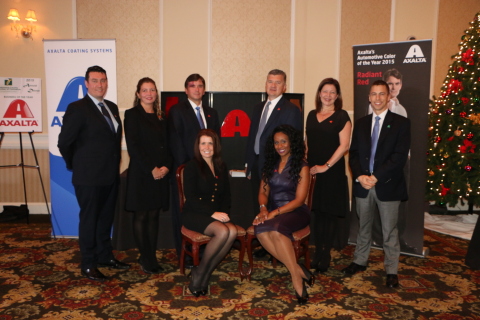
244 69 302 257
58 65 130 281
168 74 220 257
343 80 410 288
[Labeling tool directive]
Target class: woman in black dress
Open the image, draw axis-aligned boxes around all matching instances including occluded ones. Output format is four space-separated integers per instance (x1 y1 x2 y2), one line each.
183 129 237 297
125 77 171 274
306 78 351 273
253 125 313 305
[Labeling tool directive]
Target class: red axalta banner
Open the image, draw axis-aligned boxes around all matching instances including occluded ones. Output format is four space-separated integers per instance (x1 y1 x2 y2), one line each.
0 77 42 132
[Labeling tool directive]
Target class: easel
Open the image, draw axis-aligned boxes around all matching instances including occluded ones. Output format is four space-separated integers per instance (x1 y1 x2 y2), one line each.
0 131 55 238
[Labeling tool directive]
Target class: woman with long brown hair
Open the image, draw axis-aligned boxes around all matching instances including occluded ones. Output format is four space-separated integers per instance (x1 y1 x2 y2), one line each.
125 77 171 274
183 129 237 296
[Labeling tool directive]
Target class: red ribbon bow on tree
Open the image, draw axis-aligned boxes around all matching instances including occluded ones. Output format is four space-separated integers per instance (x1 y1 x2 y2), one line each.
459 139 476 153
462 48 475 65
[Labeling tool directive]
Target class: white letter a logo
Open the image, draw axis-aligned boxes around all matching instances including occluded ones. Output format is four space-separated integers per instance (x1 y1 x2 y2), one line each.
405 45 424 58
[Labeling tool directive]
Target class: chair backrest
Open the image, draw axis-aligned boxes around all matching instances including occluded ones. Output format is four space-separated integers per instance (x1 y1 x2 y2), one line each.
176 164 186 212
305 173 316 210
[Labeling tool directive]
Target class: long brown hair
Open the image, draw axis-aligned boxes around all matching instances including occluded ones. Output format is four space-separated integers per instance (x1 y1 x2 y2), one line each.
193 129 225 177
133 77 162 117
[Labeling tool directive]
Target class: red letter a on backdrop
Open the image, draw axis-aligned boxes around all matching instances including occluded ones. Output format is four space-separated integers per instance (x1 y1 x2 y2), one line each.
221 109 251 137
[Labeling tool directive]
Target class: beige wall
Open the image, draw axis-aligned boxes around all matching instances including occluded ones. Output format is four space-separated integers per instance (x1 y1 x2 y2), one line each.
76 0 161 111
295 0 341 114
1 0 478 208
211 0 291 92
0 0 74 205
393 0 438 42
162 0 209 91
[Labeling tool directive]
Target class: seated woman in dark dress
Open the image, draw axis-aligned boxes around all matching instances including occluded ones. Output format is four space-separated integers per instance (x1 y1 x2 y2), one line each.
253 124 314 305
182 129 238 297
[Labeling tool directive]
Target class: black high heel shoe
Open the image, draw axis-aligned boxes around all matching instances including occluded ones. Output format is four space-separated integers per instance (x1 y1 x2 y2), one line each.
138 258 163 274
187 267 202 297
314 266 328 274
298 264 315 287
295 281 309 305
141 265 163 274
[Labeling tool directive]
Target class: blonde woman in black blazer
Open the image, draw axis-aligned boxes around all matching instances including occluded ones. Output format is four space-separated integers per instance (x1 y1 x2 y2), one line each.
125 77 172 274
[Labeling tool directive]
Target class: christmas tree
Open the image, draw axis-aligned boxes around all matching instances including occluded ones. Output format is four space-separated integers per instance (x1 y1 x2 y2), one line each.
426 12 480 210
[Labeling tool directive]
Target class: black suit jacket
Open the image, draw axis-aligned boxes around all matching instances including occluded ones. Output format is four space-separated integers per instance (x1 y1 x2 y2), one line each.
167 100 220 166
245 96 302 177
58 95 122 186
182 159 231 233
124 105 172 211
349 110 410 201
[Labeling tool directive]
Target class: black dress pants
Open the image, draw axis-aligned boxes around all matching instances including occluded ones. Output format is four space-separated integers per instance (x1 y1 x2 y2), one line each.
75 182 118 269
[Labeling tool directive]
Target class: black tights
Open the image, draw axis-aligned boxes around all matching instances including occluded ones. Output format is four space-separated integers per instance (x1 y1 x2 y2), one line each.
191 221 237 289
133 209 160 270
312 212 337 269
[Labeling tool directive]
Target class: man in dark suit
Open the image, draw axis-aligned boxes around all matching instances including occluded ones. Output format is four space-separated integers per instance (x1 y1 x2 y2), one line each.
245 69 302 257
58 65 130 281
168 74 220 256
343 80 410 288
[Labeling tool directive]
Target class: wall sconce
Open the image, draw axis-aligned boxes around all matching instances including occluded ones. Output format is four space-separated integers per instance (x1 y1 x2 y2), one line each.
7 8 37 40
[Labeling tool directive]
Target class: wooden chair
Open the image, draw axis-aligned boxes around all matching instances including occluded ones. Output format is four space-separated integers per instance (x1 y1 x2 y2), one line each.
176 164 247 276
241 173 316 281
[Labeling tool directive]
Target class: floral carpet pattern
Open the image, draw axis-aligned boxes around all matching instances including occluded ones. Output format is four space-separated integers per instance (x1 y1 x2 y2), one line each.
1 220 479 319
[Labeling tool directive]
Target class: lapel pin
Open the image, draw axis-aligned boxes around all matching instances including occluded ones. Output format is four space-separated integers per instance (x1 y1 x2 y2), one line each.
387 125 391 128
277 108 280 110
329 120 333 123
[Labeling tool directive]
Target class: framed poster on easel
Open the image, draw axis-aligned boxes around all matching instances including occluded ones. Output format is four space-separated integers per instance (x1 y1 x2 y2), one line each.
0 77 49 224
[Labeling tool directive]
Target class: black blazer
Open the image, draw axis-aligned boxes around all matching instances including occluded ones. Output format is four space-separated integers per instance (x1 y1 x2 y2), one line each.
349 110 411 201
182 159 231 233
245 96 302 177
58 95 122 186
124 105 172 211
167 100 220 167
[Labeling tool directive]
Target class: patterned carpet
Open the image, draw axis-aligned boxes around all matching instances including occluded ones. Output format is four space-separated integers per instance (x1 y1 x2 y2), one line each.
1 219 479 320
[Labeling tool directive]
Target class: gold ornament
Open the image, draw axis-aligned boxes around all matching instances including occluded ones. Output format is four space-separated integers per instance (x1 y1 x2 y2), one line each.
468 113 480 125
429 170 435 176
454 130 462 136
443 152 450 158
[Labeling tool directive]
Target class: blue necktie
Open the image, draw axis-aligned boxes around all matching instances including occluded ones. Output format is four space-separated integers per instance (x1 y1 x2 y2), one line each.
195 106 205 129
369 116 380 173
254 101 271 154
99 102 115 133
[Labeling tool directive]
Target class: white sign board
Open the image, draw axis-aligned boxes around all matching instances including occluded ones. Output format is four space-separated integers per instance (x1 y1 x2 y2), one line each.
0 77 42 132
